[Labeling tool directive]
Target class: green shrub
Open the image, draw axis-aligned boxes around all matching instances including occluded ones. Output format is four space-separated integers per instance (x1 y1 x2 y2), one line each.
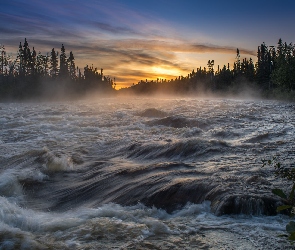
262 157 295 240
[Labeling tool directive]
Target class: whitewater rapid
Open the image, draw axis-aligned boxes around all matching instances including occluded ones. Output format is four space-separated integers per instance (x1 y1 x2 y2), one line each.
0 97 294 249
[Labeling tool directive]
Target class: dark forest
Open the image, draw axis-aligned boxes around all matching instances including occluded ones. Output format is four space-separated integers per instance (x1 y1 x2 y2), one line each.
0 38 294 100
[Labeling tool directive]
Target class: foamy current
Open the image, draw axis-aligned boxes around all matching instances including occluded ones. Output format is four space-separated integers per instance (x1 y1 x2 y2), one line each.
0 97 294 249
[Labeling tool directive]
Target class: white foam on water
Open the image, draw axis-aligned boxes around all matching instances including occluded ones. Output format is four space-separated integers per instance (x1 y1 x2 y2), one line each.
172 201 211 217
0 195 292 249
0 165 48 201
0 99 295 249
42 147 74 173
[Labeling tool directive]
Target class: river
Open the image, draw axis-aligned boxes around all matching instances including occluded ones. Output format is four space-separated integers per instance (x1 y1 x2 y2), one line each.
0 97 294 249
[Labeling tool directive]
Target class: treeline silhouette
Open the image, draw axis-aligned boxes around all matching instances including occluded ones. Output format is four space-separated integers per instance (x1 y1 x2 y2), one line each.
120 39 295 99
0 38 294 100
0 38 115 100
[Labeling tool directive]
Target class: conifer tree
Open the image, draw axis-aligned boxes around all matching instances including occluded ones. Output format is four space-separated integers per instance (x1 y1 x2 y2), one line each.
0 45 9 76
256 42 272 88
235 48 241 74
22 38 31 76
207 60 214 82
17 42 24 76
50 48 58 78
36 52 48 76
30 47 36 75
271 39 295 90
246 58 255 82
68 51 76 80
59 44 68 77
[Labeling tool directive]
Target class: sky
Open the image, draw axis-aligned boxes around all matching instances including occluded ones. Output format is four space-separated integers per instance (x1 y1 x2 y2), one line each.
1 0 295 89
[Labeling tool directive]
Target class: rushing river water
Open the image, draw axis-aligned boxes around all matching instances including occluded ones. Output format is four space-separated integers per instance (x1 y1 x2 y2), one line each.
0 97 295 249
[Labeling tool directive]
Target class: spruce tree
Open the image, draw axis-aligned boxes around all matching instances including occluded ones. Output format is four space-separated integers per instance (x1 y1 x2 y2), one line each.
50 48 58 78
256 42 272 88
68 51 76 80
0 45 9 76
17 42 24 76
59 44 68 77
271 40 295 90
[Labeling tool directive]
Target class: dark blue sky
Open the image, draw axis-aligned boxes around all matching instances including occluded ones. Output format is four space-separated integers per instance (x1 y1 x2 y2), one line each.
1 0 294 87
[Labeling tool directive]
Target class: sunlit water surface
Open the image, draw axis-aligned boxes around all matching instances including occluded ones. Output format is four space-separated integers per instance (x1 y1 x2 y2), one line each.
0 97 294 249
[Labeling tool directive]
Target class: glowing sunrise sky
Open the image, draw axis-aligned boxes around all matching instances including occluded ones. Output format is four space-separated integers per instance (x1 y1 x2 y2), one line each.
1 0 295 88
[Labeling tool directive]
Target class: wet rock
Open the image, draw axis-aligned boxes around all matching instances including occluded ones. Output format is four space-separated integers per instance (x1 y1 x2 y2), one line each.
245 175 270 185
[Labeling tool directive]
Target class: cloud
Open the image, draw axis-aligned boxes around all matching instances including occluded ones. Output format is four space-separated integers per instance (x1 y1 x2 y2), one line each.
0 26 26 35
107 39 256 56
191 44 256 56
91 22 142 36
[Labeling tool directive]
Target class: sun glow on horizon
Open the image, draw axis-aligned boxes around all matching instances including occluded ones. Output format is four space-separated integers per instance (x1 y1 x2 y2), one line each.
151 66 183 79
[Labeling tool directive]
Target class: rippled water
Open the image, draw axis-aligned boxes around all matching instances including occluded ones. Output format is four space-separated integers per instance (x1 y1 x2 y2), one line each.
0 97 295 249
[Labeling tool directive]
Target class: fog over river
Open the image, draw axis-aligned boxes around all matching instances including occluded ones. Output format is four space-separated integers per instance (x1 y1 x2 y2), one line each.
0 97 294 249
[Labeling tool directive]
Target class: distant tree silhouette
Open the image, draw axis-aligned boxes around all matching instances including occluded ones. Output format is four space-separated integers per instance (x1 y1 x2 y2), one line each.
215 64 232 90
1 37 294 100
17 42 24 76
256 42 272 88
29 47 36 76
36 51 49 76
0 45 9 76
207 60 214 81
50 48 58 78
244 57 255 82
59 44 68 78
233 48 241 76
271 40 295 90
68 51 76 80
